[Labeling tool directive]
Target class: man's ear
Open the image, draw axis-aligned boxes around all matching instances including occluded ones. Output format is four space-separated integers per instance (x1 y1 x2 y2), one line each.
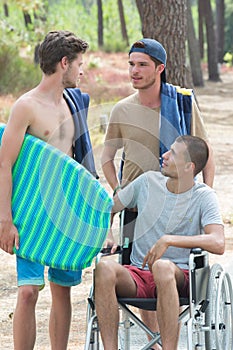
60 56 68 69
185 162 195 173
157 64 165 75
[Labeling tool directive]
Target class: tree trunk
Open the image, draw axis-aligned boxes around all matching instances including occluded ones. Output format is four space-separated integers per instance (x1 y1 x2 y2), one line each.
216 0 225 64
202 0 220 81
198 0 204 59
34 43 40 65
135 0 190 87
23 11 32 28
3 3 9 17
187 0 204 87
97 0 103 47
117 0 129 46
135 0 144 25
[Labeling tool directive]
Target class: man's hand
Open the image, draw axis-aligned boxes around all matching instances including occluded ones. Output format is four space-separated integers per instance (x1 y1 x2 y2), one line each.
142 236 168 271
0 221 19 254
102 228 118 254
103 240 118 254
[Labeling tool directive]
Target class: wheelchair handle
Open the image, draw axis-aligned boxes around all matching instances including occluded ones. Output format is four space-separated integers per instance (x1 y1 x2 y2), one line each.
100 245 123 255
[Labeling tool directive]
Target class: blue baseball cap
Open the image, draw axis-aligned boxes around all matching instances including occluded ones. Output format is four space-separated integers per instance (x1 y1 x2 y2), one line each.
129 38 167 82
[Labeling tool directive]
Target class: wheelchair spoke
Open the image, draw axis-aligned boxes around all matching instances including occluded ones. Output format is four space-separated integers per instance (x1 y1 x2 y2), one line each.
215 272 233 349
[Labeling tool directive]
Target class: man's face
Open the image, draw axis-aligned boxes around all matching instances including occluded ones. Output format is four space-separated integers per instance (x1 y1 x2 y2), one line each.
128 52 162 90
62 54 84 88
161 141 189 178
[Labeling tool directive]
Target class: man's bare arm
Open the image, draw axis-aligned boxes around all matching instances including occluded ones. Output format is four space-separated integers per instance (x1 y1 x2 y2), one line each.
143 224 224 270
0 101 32 253
101 144 120 191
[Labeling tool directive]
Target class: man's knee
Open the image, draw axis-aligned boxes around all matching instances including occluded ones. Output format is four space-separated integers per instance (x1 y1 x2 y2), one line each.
152 259 176 286
50 282 71 300
95 260 118 288
17 285 39 305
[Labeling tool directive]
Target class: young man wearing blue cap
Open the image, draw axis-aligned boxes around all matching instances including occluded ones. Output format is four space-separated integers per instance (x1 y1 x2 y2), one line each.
102 38 214 190
101 38 215 349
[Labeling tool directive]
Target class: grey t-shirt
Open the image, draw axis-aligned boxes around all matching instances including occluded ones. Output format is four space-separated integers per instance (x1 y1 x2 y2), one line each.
118 171 223 269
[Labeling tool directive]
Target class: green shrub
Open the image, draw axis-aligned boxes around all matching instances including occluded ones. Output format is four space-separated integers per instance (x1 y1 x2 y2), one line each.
103 39 128 53
0 0 141 96
0 42 41 95
224 52 233 67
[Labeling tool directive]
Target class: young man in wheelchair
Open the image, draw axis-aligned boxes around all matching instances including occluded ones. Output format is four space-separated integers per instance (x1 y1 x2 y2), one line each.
94 135 225 350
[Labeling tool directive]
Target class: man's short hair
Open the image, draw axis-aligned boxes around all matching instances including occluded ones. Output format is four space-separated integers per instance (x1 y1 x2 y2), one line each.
176 135 209 176
39 30 89 75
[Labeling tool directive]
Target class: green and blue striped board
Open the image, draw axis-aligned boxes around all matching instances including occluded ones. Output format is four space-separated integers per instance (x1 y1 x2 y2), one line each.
0 124 113 271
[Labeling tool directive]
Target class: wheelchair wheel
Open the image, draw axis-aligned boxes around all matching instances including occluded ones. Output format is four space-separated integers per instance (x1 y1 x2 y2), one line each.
205 264 233 349
85 287 103 350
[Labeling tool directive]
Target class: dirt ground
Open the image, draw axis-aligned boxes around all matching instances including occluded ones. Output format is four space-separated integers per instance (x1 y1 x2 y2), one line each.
0 60 233 349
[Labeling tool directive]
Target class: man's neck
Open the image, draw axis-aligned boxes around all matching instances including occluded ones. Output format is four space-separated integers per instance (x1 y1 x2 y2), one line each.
166 177 195 194
36 74 65 105
138 83 161 109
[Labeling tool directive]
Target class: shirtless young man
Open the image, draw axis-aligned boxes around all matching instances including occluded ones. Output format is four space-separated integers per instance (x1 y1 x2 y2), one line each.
0 30 95 350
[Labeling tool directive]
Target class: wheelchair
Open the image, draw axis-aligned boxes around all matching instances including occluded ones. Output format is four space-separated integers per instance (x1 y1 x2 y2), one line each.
84 212 233 350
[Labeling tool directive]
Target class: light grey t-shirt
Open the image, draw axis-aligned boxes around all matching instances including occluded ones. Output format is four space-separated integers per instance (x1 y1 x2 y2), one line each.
118 171 223 270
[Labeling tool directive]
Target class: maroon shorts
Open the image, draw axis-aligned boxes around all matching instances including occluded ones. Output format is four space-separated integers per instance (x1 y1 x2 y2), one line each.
124 265 189 298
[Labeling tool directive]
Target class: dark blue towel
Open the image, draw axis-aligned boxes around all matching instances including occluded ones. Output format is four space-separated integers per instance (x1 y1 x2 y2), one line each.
160 83 192 163
64 88 98 178
118 83 193 180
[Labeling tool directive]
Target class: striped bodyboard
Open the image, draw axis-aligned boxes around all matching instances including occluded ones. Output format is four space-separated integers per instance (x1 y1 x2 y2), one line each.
0 124 113 271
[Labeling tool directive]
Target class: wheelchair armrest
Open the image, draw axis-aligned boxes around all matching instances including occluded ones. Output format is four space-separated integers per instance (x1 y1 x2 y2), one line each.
190 247 203 254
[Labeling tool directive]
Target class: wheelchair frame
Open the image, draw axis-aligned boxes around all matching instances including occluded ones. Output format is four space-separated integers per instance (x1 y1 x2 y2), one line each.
85 211 233 350
85 249 233 350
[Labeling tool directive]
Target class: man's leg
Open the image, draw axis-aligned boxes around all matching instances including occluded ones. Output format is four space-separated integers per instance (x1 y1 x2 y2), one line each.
139 310 162 350
13 285 39 350
152 260 186 350
14 256 44 350
95 258 137 350
49 283 72 350
123 211 162 350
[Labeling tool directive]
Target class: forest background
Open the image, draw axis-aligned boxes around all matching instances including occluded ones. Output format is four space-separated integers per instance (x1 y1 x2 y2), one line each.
0 0 233 97
0 1 233 349
0 0 233 143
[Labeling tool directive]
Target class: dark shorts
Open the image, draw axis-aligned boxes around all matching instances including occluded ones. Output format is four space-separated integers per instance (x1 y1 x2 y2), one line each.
124 265 189 299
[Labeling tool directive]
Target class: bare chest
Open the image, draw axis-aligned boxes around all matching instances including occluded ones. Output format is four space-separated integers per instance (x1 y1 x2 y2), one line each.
28 102 75 156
